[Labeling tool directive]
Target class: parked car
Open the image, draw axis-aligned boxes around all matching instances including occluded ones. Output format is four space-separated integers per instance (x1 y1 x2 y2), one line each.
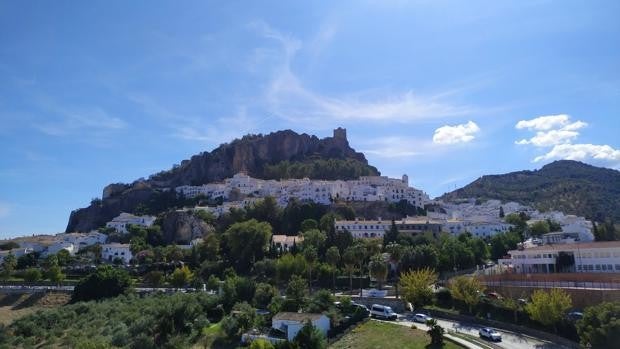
567 311 583 321
479 328 502 342
413 313 433 323
517 298 528 306
370 304 398 320
487 292 502 300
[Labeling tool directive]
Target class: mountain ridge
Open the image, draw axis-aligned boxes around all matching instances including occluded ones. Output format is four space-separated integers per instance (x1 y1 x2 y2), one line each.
440 160 620 221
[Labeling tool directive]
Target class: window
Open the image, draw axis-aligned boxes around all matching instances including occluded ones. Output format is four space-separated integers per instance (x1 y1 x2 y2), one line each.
596 264 601 271
615 265 620 271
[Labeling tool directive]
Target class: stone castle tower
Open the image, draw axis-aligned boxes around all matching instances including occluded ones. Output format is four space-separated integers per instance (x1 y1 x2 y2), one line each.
333 127 347 141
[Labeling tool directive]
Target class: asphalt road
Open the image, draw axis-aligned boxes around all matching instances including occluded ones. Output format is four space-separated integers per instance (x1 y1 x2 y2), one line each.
389 314 568 349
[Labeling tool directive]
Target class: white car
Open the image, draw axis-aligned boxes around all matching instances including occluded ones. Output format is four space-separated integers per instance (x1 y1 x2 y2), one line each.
370 304 398 320
479 327 502 342
413 313 433 323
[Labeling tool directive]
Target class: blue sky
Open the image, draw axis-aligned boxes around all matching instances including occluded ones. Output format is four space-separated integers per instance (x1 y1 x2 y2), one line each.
1 1 619 238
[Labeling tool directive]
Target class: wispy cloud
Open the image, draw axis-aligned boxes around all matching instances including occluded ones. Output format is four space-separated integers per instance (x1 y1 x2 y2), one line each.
0 201 11 219
358 137 434 158
251 21 476 125
34 107 127 137
433 121 480 145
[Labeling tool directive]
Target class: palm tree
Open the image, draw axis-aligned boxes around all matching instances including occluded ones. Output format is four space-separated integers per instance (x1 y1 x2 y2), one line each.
369 254 388 290
303 246 318 291
386 243 404 298
352 244 367 297
326 246 341 294
343 247 357 295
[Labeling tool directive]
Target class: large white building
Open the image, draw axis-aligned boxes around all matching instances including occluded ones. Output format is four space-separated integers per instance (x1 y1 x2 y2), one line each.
498 241 620 273
101 243 133 264
335 217 443 239
106 213 156 234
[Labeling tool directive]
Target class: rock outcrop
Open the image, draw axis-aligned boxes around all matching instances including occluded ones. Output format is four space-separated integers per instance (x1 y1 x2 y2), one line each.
161 211 214 244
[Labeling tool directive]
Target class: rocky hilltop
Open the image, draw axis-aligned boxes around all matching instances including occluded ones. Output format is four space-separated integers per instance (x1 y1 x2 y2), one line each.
441 160 620 221
66 128 379 233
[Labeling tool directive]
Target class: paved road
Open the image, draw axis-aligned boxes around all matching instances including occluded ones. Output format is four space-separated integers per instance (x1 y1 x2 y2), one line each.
388 314 567 349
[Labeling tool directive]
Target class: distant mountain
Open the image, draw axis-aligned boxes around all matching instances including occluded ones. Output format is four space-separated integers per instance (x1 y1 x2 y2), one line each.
441 160 620 221
66 128 379 232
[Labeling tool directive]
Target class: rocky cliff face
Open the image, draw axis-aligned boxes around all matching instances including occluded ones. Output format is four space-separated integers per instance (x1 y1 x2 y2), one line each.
66 128 377 233
161 211 214 244
149 129 369 187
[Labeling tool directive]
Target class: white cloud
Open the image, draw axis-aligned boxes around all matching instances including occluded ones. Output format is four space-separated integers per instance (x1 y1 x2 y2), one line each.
515 129 581 147
533 143 620 167
253 21 475 125
515 115 587 147
515 114 570 131
432 121 480 145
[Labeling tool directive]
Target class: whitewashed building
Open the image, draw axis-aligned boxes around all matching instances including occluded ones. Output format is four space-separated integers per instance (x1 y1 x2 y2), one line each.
498 241 620 273
101 243 133 264
272 235 303 252
43 241 76 257
271 312 330 341
335 217 443 239
106 213 156 234
0 248 34 263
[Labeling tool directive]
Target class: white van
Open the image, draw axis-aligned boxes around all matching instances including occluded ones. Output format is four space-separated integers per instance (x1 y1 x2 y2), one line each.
370 304 397 320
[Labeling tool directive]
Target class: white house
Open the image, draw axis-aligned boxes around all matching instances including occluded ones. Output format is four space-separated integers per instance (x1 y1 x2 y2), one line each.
272 235 303 252
271 312 330 341
58 232 108 251
43 241 76 257
106 213 156 234
498 241 620 273
101 243 133 264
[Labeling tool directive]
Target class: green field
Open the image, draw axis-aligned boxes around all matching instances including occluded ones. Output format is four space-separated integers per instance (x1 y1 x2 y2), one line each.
329 320 464 349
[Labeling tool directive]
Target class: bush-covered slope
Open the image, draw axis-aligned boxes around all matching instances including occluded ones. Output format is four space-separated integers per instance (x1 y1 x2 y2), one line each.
441 160 620 221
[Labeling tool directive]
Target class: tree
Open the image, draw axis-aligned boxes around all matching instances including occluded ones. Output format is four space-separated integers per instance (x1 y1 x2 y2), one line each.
23 267 42 282
232 301 258 334
342 247 357 295
386 243 404 298
170 265 193 288
325 246 340 294
72 265 132 302
529 220 550 237
300 219 318 232
293 320 327 349
285 275 308 311
383 219 399 246
303 246 318 290
368 255 388 290
576 301 620 349
449 276 485 314
143 270 164 287
499 206 505 218
253 282 277 309
399 268 437 310
46 265 65 286
426 318 444 346
17 252 39 269
250 339 275 349
0 252 16 279
302 229 327 253
526 288 572 332
490 231 521 260
401 244 439 272
224 219 272 272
